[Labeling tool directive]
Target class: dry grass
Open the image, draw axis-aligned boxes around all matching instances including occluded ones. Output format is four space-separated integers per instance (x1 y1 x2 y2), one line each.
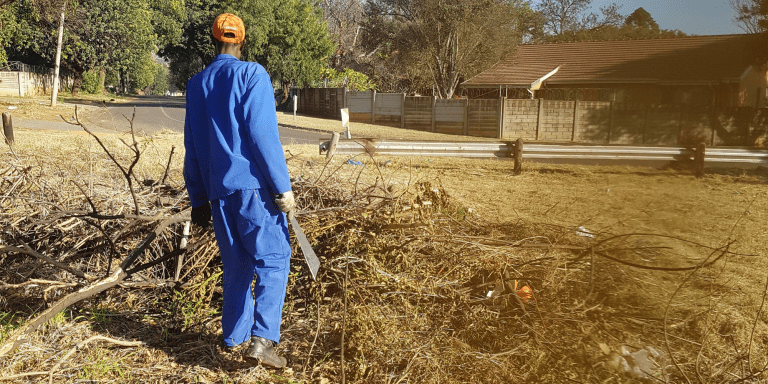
0 92 131 124
2 116 768 383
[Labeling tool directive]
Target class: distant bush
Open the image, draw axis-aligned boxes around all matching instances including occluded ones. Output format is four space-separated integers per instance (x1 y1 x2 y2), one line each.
317 68 376 91
82 71 101 94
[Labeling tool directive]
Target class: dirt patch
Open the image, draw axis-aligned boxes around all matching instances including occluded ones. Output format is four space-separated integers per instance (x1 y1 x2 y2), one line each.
1 128 768 383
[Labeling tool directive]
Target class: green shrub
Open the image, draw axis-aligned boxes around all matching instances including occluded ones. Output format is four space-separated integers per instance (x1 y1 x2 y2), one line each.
318 68 376 91
82 71 101 94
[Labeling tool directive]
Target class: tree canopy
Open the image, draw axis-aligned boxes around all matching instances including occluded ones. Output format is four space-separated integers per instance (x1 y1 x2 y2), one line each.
730 0 768 33
2 0 333 94
538 4 686 43
156 0 334 91
361 0 535 98
3 0 156 93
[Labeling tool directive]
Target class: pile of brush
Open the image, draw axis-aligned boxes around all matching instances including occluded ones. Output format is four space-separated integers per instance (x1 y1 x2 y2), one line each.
1 122 767 383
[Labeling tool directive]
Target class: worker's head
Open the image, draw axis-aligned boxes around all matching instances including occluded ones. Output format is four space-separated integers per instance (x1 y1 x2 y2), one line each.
212 13 245 59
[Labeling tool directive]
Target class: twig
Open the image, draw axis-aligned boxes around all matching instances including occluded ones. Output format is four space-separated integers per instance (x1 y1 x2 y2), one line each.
0 211 190 358
304 299 322 374
0 371 50 381
161 145 175 185
340 262 348 384
586 246 595 299
0 244 90 280
64 106 141 214
663 243 732 384
0 279 78 289
47 335 143 384
747 275 768 374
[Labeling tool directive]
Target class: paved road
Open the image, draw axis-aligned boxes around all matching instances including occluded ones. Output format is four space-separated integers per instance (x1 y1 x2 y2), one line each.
75 96 326 145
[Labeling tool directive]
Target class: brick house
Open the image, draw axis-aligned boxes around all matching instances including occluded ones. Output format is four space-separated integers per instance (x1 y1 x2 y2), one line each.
461 34 768 108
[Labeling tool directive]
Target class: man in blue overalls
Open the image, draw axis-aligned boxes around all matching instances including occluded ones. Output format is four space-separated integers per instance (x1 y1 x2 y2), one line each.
183 13 294 369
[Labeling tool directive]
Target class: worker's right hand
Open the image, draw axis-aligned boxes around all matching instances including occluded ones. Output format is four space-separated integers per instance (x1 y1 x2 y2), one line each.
191 202 212 229
274 191 296 214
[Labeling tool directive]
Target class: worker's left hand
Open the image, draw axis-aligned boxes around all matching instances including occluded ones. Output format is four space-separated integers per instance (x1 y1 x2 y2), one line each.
191 202 212 229
274 191 296 214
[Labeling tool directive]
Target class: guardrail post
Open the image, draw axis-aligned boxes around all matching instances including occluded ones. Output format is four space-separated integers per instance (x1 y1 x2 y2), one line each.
513 138 523 175
2 112 13 146
694 142 705 178
326 132 340 161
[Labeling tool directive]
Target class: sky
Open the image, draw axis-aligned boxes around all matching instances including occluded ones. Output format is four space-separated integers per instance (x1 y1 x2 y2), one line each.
588 0 744 36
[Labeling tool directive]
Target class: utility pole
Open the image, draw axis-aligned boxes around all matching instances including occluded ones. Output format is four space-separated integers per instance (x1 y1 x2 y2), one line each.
51 1 66 107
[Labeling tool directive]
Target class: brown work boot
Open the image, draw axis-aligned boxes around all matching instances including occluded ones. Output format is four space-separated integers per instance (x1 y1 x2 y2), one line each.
243 336 287 368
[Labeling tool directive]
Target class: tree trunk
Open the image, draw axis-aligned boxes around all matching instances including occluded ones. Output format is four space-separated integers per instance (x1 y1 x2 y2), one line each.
99 67 106 94
72 71 83 96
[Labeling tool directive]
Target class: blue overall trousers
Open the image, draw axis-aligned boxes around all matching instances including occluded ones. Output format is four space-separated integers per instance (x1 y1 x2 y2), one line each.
211 188 291 346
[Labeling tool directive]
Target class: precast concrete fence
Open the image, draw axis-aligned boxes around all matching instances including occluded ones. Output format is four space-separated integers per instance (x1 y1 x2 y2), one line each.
293 87 768 147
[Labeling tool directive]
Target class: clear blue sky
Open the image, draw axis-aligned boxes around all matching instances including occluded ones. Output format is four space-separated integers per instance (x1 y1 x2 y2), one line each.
590 0 743 35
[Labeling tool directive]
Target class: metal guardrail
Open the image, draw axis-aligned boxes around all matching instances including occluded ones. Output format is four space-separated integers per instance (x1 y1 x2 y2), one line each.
319 138 768 167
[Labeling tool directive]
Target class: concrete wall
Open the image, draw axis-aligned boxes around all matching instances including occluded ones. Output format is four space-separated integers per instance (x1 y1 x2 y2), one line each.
0 71 70 97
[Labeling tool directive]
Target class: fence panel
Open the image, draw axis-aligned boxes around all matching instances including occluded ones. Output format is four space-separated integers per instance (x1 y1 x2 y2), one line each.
539 100 575 141
0 72 19 96
293 87 766 147
467 99 500 138
374 93 403 127
646 105 681 145
434 99 465 135
502 99 539 140
610 103 646 145
575 101 611 143
347 90 373 123
404 96 433 131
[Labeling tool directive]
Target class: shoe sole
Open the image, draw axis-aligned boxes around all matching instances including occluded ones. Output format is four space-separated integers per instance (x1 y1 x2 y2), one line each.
244 354 286 369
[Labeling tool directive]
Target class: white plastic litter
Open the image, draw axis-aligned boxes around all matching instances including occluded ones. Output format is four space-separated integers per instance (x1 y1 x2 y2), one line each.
576 226 594 238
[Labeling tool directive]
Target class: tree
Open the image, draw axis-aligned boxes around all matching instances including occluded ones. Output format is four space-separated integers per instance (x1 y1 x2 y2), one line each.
624 7 659 31
542 6 686 43
6 0 156 94
361 0 534 98
730 0 767 33
127 53 157 93
151 62 169 95
0 3 20 63
320 0 365 69
731 0 768 67
156 0 334 92
536 0 592 35
240 0 335 90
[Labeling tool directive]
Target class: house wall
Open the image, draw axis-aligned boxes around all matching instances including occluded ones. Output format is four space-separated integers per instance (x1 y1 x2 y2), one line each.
739 67 768 108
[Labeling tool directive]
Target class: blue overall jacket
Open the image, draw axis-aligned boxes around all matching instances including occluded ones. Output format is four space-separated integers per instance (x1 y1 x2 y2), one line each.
184 54 291 208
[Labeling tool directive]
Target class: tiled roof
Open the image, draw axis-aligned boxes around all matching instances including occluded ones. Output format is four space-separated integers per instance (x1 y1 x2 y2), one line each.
462 34 762 87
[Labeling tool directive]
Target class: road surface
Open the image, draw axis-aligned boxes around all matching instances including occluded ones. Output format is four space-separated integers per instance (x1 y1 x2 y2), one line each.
76 96 326 145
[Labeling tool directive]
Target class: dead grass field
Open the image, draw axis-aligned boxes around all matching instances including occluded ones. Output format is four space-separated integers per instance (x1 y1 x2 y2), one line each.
0 93 129 124
2 118 768 383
